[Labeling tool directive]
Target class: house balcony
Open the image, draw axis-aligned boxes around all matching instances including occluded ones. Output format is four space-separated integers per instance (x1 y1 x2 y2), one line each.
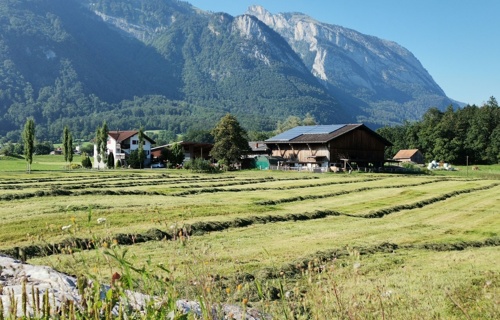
120 144 130 150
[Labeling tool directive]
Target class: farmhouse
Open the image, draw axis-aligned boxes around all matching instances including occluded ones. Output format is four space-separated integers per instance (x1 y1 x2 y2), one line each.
151 141 213 164
393 149 425 164
265 124 392 172
94 130 155 168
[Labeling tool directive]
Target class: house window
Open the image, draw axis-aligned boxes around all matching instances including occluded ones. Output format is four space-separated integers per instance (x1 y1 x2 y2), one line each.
132 140 138 145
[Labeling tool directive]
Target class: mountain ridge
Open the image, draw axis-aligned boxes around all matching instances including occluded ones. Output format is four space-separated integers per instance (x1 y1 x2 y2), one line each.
0 0 458 142
246 5 454 125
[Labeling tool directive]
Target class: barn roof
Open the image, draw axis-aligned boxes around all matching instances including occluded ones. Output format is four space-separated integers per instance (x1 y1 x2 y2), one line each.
266 124 392 145
393 149 421 159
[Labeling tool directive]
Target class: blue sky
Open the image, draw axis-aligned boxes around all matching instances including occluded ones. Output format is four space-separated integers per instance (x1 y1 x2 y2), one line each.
188 0 499 106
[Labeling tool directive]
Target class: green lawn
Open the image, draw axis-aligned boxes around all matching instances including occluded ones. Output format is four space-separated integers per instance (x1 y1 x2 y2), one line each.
0 166 499 319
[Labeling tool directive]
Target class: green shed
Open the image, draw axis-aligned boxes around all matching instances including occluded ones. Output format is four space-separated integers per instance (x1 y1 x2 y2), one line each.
254 156 283 170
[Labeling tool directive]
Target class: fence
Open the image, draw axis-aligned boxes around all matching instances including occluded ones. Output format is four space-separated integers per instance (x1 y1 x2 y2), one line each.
268 165 328 173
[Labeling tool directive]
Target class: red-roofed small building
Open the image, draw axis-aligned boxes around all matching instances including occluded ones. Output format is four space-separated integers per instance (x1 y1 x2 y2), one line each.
392 149 424 164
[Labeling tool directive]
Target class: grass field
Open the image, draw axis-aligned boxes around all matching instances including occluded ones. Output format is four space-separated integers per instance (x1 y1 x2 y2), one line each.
0 156 499 319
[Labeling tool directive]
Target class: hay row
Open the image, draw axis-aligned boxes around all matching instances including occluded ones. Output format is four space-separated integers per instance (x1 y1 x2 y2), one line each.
171 177 383 196
255 179 443 205
254 237 500 280
0 188 165 201
3 183 496 260
361 182 500 218
0 174 235 190
171 176 320 189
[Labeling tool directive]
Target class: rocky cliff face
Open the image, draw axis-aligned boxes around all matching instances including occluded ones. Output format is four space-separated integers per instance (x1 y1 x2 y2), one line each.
247 5 454 124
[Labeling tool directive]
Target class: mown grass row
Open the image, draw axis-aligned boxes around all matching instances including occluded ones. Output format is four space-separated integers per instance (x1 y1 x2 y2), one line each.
5 182 497 260
251 237 500 280
361 182 500 218
0 173 151 185
0 188 171 201
171 177 384 196
67 175 317 191
0 174 237 189
255 178 445 205
0 175 317 194
171 175 319 189
0 175 322 199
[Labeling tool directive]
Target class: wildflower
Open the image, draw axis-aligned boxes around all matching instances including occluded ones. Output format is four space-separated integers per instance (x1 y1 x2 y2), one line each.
226 287 231 294
242 298 248 305
97 217 107 224
382 290 393 298
237 284 243 291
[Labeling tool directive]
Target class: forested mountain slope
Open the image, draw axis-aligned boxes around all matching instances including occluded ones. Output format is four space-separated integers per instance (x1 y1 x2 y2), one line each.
0 0 456 142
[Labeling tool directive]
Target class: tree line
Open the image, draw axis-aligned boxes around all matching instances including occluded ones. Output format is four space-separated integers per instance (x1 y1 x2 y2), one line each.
377 97 500 165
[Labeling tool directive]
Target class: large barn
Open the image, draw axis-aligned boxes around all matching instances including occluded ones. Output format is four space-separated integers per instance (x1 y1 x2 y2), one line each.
265 124 392 172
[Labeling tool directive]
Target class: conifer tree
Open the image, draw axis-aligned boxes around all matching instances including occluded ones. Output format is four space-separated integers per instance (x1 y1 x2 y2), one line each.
63 126 74 168
23 118 35 174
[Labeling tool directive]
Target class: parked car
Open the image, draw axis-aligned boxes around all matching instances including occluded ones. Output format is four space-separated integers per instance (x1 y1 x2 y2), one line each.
151 162 165 168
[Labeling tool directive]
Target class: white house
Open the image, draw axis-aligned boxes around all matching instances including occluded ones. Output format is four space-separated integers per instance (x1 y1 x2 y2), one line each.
94 130 155 168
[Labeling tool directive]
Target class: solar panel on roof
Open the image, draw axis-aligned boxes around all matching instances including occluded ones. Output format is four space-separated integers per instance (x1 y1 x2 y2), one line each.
266 126 307 141
303 125 345 134
266 124 347 142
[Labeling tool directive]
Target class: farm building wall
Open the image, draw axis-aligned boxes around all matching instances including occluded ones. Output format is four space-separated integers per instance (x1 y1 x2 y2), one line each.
270 145 329 163
329 129 386 166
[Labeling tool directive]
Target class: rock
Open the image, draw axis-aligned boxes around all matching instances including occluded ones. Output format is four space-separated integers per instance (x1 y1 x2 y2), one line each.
0 254 270 319
0 254 80 317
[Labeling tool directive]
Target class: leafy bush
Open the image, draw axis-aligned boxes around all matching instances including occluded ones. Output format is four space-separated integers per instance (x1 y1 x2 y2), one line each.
184 158 219 173
70 163 82 170
81 155 92 168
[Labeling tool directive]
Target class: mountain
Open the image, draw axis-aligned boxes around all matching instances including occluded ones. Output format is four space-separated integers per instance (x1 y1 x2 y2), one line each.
246 6 456 126
0 0 456 142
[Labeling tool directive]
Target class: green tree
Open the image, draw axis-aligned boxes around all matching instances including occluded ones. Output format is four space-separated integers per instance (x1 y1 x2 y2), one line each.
155 130 177 145
81 153 92 169
22 118 35 173
13 143 24 155
183 129 214 143
276 116 301 134
210 114 250 168
95 121 108 169
128 149 141 168
107 152 115 168
137 127 145 168
0 142 14 156
302 112 317 126
247 130 272 141
275 114 317 134
100 122 109 162
63 126 74 167
34 141 53 155
169 143 185 166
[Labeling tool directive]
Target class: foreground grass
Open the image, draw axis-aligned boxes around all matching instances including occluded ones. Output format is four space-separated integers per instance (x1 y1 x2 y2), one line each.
1 167 499 318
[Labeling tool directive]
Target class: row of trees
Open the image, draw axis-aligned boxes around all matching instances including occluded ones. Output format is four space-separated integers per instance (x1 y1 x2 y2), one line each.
19 118 76 173
377 97 500 165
